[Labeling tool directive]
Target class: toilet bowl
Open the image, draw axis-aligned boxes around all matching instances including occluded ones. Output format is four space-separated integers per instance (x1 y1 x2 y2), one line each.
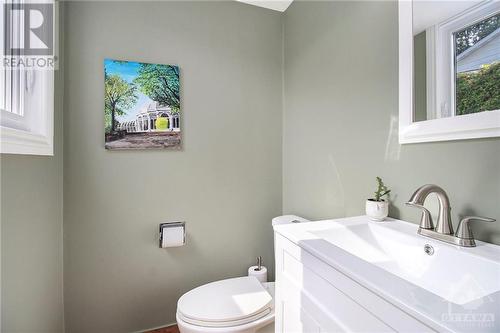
176 277 275 333
176 215 308 333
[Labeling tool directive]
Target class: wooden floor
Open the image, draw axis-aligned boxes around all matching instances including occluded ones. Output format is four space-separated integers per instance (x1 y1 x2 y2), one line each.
146 324 179 333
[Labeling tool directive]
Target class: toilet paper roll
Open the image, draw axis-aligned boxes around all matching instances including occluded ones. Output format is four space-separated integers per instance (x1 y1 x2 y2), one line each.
160 223 185 248
248 265 268 283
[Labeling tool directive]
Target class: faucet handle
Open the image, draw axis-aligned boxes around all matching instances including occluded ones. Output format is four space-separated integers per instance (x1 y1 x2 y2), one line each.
405 202 434 230
455 216 496 240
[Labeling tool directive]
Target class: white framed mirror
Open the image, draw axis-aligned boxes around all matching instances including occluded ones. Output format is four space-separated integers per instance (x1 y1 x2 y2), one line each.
399 0 500 144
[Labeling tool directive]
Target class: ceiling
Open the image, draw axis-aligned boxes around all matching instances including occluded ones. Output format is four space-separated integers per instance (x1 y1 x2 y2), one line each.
413 1 482 35
236 0 294 12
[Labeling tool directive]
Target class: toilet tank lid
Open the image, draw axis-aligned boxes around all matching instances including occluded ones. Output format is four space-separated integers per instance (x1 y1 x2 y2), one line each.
177 276 272 323
272 215 309 226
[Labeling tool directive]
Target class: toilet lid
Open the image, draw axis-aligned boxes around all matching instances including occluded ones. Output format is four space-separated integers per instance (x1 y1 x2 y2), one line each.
177 277 273 327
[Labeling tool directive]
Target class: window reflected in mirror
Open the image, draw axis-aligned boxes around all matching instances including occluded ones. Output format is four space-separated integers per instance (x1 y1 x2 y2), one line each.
413 1 499 122
455 13 499 116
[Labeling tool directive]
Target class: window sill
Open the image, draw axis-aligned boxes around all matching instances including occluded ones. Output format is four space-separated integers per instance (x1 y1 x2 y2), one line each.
0 126 53 156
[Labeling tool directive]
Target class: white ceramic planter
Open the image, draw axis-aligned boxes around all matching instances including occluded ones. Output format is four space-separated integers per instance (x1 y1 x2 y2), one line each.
365 199 389 221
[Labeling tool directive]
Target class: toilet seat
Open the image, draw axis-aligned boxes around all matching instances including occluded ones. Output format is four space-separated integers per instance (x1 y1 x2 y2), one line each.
177 277 273 328
178 307 272 328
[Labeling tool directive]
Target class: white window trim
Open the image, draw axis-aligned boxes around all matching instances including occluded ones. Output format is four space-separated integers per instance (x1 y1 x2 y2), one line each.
0 0 55 156
399 0 500 144
0 72 54 155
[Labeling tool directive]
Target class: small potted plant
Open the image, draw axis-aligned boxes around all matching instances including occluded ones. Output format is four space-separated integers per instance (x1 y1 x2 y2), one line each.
366 177 391 221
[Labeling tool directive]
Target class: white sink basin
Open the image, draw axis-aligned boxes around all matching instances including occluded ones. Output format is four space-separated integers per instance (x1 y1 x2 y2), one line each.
311 220 500 305
274 216 500 332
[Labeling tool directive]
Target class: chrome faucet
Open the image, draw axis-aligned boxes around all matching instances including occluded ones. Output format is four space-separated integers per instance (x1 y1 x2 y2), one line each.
406 184 453 234
406 184 495 247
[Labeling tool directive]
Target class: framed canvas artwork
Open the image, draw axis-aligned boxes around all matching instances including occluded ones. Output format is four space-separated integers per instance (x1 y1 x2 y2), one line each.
104 59 181 150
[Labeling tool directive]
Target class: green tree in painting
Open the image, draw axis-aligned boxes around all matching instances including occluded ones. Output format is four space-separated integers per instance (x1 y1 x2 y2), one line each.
134 64 180 113
105 74 138 133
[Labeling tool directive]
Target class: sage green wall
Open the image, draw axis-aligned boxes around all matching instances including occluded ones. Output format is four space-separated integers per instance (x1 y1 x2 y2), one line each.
283 1 500 244
414 31 427 122
63 1 282 332
0 16 65 332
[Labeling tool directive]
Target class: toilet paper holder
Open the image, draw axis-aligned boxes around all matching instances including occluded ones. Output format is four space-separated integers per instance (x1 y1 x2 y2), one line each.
159 222 186 248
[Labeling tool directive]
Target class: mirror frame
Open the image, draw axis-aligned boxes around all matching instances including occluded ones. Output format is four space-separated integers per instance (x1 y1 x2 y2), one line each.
398 0 500 144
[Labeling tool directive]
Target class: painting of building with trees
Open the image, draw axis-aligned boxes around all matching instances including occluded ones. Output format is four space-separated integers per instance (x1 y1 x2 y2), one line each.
104 59 181 149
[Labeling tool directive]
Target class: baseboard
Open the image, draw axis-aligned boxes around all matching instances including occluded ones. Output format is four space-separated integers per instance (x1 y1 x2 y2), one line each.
136 322 177 333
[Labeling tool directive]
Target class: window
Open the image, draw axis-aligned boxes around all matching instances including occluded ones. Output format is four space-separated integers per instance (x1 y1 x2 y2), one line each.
1 1 25 128
427 1 500 120
454 13 499 116
0 0 55 156
400 0 500 143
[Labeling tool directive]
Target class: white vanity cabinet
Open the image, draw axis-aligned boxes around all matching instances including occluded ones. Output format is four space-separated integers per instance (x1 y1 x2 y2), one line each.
274 233 436 333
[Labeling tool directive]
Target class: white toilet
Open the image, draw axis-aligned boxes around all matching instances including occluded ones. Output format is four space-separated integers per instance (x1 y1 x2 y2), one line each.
176 215 308 333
